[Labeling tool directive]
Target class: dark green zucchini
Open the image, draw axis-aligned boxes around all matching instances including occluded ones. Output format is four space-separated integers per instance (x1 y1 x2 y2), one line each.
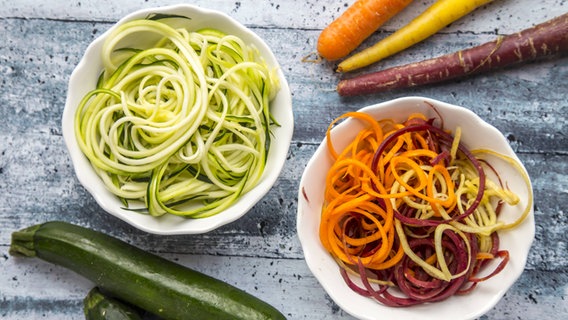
84 287 144 320
9 221 286 320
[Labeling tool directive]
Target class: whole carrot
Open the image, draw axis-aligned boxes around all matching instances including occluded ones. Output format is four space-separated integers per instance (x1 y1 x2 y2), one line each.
337 0 495 72
336 13 568 96
317 0 414 61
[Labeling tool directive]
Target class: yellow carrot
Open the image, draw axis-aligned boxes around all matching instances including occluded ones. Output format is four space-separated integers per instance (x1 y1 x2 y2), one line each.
337 0 496 72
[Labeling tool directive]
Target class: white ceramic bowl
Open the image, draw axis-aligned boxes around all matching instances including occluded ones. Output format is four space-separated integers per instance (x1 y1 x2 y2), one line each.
297 97 534 320
62 4 293 235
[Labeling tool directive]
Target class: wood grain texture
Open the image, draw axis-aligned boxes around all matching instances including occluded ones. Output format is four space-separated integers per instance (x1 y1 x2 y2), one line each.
1 0 567 319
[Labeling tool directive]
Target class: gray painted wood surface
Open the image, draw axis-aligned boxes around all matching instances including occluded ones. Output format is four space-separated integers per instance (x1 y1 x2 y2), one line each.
1 0 567 319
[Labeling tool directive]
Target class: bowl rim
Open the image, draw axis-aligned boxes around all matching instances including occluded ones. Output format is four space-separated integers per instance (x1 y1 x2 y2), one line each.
62 4 294 235
296 96 535 320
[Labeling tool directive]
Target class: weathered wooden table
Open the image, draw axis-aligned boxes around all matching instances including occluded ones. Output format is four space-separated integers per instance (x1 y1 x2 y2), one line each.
1 1 566 319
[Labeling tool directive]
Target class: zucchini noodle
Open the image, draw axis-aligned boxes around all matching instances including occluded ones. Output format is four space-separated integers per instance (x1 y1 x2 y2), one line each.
320 110 532 306
75 16 280 217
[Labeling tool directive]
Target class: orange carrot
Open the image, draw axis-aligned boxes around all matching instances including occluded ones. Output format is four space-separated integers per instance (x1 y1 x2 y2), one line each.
317 0 414 61
337 0 496 72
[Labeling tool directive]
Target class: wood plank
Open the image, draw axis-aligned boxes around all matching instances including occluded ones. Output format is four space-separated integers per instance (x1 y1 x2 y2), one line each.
0 0 561 33
1 18 567 152
1 252 567 319
1 128 567 269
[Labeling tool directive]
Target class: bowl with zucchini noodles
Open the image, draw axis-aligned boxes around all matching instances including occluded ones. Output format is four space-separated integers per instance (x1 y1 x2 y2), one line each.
62 4 293 234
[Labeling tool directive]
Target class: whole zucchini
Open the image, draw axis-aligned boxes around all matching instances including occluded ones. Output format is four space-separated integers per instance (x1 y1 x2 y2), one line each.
9 221 286 320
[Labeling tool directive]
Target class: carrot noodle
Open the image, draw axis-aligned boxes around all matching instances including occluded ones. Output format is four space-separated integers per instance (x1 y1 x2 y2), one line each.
319 110 532 306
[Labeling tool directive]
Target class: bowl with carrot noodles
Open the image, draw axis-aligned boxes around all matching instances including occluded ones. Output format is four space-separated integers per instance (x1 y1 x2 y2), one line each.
297 96 534 320
62 4 293 235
